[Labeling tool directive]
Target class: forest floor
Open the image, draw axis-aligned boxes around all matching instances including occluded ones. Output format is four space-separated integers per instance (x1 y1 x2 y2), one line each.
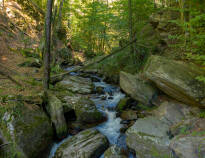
0 0 42 98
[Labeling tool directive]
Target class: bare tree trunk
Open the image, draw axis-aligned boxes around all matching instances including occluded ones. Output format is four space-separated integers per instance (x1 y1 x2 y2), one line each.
57 0 65 30
43 0 53 91
128 0 134 58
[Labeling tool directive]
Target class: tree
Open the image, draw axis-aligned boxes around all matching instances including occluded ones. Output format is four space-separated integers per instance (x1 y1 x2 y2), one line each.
128 0 134 56
43 0 53 91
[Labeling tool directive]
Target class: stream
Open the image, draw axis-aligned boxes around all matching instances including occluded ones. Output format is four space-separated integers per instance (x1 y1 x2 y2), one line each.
49 67 135 158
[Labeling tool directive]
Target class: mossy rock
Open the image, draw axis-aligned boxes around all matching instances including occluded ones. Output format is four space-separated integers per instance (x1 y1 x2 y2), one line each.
116 97 130 112
63 95 105 124
0 101 53 158
47 93 68 139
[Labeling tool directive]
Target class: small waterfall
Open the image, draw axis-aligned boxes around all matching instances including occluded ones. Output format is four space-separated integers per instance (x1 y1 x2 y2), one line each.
48 69 135 158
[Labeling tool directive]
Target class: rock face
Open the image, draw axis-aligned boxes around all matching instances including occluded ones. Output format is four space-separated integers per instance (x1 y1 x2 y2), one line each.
104 145 127 158
120 71 158 106
56 75 93 94
63 95 105 124
170 136 205 158
47 94 68 139
143 55 205 107
0 101 53 158
54 129 109 158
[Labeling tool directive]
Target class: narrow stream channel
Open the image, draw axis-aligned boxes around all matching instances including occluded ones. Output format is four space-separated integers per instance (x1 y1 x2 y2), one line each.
49 67 135 158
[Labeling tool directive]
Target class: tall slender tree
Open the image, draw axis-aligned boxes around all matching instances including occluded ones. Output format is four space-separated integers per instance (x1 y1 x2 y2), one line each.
128 0 134 55
43 0 53 91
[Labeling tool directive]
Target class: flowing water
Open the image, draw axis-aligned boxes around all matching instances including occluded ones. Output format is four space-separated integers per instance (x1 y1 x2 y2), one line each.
49 68 135 158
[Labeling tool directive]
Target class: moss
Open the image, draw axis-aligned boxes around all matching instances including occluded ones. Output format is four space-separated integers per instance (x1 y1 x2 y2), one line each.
116 97 129 112
198 110 205 118
191 131 205 137
150 147 171 158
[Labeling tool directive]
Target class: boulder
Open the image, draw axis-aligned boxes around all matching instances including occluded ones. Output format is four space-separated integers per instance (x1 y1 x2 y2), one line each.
170 118 205 137
120 110 138 121
120 71 158 106
153 99 192 126
170 136 205 158
0 101 53 158
54 129 109 158
47 94 68 139
56 75 93 94
104 145 128 158
126 116 172 158
63 95 105 124
143 55 205 107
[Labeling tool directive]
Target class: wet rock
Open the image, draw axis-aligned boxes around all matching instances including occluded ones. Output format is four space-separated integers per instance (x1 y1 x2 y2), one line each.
143 55 205 107
0 101 53 158
96 86 105 94
170 136 205 158
50 75 64 85
54 129 109 158
63 95 105 124
120 110 138 121
47 93 68 139
120 71 158 106
104 145 128 158
101 96 107 100
56 75 93 94
126 116 172 158
108 96 113 100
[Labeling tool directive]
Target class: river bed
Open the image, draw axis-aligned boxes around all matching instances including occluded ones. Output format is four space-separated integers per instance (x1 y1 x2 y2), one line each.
49 67 135 158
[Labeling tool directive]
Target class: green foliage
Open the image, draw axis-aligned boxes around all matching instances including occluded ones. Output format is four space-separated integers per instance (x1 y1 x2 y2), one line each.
198 110 205 118
51 64 63 74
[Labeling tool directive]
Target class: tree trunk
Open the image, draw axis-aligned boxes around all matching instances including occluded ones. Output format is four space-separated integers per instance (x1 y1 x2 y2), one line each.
128 0 134 58
43 0 53 91
57 0 65 30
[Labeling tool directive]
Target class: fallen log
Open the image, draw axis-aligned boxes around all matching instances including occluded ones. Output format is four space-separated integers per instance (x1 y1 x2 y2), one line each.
0 70 22 86
50 38 138 79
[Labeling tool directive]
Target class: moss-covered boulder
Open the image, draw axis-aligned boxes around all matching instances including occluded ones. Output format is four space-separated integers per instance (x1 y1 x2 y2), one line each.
120 71 158 106
56 75 93 94
63 95 105 124
143 55 205 107
47 93 68 139
54 129 109 158
104 145 127 158
0 101 53 158
126 116 172 158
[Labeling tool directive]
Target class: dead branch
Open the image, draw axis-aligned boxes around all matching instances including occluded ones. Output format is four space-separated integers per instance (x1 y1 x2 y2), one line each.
0 70 22 86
